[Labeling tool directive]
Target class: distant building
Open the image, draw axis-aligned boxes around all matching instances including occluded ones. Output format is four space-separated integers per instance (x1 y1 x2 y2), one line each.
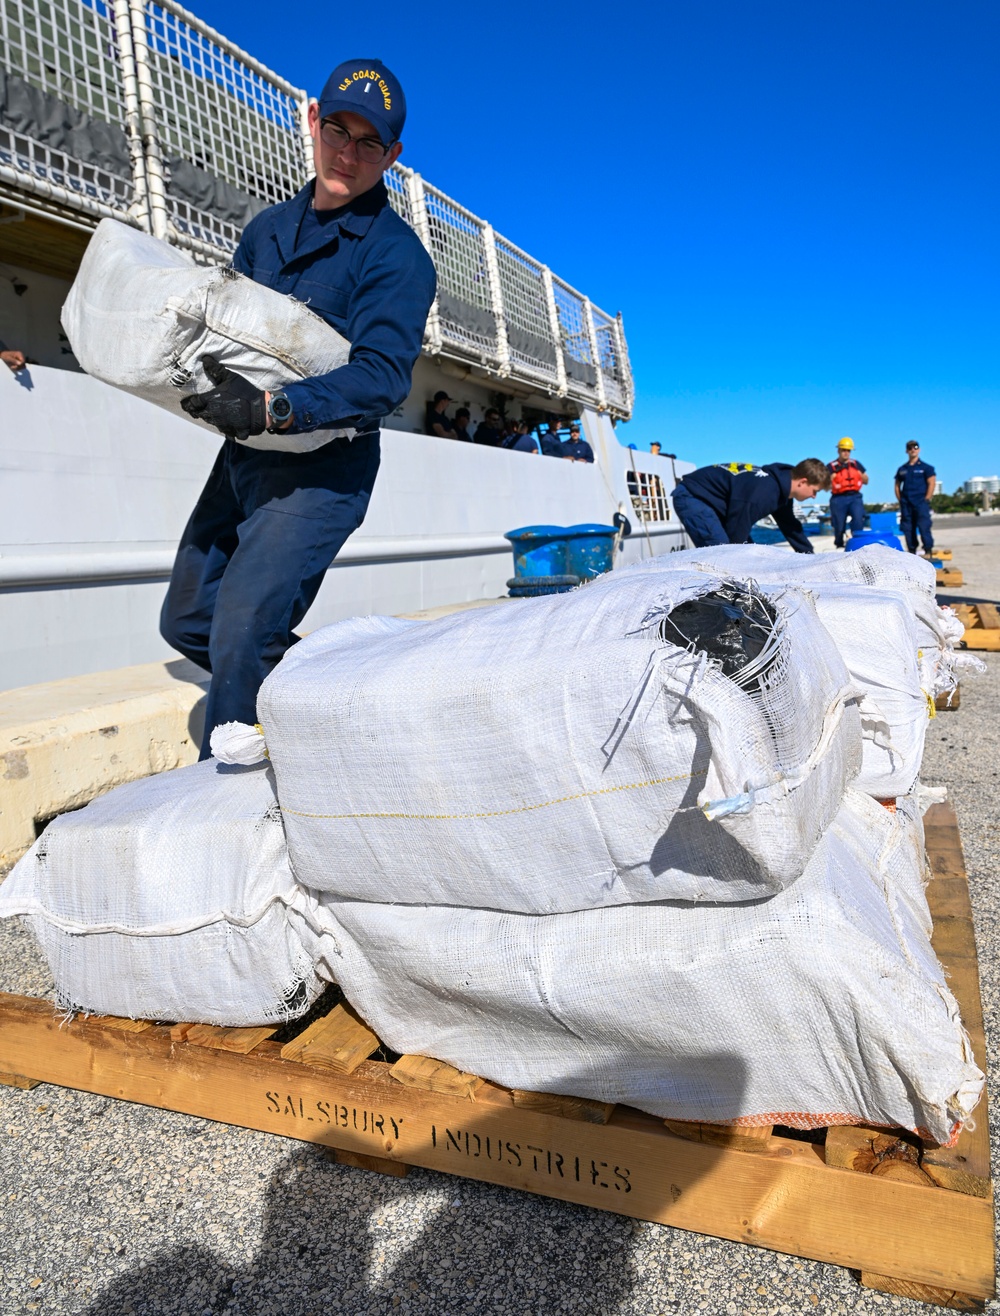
964 476 1000 494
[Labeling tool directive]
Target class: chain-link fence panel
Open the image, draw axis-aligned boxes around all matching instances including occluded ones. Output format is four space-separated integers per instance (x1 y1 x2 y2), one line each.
383 161 413 228
422 182 498 364
138 0 307 256
592 304 628 411
0 0 134 215
494 235 558 387
552 276 597 397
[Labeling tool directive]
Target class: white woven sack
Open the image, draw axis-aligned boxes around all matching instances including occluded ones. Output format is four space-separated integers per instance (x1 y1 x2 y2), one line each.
0 759 328 1025
629 557 927 798
663 543 968 701
801 585 927 797
673 542 938 597
61 218 352 453
315 791 983 1146
256 571 861 911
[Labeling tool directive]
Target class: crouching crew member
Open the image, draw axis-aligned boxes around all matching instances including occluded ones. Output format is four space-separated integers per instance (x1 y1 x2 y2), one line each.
894 441 937 555
160 59 436 756
827 436 868 548
672 458 830 553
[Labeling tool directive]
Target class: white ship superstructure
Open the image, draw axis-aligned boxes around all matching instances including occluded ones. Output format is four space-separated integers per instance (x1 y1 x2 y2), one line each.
0 0 690 690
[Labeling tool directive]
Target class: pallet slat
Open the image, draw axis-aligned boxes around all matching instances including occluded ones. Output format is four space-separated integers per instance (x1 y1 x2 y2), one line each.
952 605 1000 651
279 1002 379 1076
390 1054 484 1099
180 1024 277 1054
937 569 964 587
511 1089 615 1124
664 1120 774 1153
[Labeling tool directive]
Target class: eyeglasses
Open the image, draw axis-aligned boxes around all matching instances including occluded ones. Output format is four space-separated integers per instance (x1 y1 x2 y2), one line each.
320 118 391 164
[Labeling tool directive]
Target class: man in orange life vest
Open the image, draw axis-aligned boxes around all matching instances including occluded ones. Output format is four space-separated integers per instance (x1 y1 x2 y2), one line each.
827 437 868 548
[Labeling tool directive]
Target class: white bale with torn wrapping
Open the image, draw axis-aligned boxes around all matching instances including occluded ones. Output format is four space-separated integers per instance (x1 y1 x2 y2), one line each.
61 218 352 453
255 570 861 912
0 759 329 1025
316 791 984 1146
670 542 972 700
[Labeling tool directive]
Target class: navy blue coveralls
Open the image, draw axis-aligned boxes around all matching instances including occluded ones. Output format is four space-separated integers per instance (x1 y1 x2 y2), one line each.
672 462 814 553
895 458 936 553
827 458 867 547
160 179 436 754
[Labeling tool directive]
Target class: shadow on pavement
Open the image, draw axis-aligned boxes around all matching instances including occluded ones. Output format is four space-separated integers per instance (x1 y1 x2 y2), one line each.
83 1141 647 1315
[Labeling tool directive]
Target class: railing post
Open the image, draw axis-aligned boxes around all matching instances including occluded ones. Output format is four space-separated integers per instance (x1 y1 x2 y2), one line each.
481 224 510 377
542 266 567 397
112 0 150 231
407 171 443 355
298 94 315 180
616 311 634 413
127 0 169 240
582 297 607 411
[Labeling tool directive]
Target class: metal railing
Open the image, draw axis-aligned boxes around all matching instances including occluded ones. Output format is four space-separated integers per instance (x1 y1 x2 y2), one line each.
0 0 634 415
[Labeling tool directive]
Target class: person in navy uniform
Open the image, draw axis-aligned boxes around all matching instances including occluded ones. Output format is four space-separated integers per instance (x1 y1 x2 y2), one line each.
672 459 829 553
894 441 937 555
827 436 868 548
473 408 503 446
160 59 436 756
565 422 594 462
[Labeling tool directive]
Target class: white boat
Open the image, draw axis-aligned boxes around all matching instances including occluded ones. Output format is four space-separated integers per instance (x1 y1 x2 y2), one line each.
0 0 691 693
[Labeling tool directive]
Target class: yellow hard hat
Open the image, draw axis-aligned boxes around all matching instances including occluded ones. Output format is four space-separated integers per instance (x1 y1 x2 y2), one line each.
837 437 854 450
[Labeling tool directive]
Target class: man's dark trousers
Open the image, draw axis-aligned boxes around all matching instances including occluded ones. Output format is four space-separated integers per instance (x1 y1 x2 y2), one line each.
829 492 865 547
160 433 380 757
899 498 933 553
671 483 729 547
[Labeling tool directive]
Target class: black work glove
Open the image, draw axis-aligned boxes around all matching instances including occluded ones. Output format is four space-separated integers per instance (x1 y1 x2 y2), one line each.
181 354 267 441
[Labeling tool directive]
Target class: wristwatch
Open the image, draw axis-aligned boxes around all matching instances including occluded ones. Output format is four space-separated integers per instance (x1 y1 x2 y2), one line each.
266 390 293 431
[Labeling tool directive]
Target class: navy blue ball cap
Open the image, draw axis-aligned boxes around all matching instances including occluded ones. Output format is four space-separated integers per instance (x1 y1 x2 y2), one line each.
318 60 406 146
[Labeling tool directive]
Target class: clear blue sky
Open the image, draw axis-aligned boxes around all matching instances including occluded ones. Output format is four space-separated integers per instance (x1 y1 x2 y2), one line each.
198 0 996 501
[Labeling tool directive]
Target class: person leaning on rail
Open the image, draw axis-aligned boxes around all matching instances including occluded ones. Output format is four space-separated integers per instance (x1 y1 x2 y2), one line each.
473 408 503 446
0 339 25 372
827 436 868 548
672 458 830 553
160 58 437 757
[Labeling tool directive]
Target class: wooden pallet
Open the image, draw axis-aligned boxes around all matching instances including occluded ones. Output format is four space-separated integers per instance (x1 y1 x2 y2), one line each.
953 603 1000 651
937 550 954 562
937 568 965 588
0 803 993 1307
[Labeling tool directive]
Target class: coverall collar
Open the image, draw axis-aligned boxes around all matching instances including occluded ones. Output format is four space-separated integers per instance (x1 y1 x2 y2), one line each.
276 178 389 265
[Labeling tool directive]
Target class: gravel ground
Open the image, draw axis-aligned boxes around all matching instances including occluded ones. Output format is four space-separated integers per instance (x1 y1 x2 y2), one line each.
1 530 998 1316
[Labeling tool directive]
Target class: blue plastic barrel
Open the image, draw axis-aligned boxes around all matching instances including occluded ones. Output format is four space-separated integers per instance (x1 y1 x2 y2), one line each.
868 511 900 533
504 525 571 578
563 523 618 580
845 530 903 552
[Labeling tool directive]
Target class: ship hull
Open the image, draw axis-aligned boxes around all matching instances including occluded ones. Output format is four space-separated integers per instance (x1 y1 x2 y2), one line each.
0 365 688 691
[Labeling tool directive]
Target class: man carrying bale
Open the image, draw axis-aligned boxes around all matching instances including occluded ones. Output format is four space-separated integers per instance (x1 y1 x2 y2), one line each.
160 60 436 756
671 459 829 552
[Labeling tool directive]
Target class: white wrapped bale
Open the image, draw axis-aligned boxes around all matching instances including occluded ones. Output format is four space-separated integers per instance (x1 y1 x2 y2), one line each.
257 571 861 912
804 585 927 797
317 791 983 1146
662 543 969 704
61 218 352 453
0 759 328 1025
